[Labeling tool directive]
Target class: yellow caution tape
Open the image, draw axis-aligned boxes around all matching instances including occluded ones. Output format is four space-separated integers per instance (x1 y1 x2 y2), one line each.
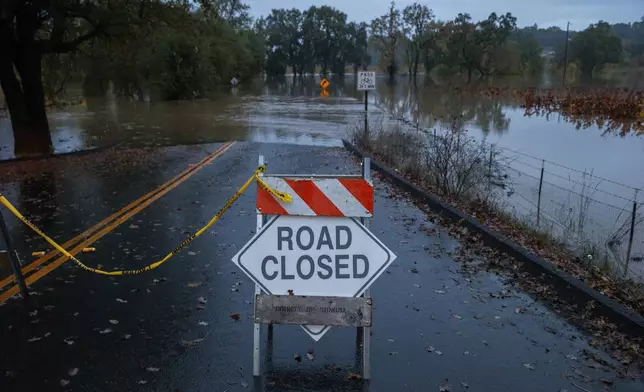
0 164 290 276
255 175 292 203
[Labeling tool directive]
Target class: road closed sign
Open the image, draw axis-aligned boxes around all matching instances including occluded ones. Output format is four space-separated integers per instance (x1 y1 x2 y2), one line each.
232 215 396 340
357 71 376 91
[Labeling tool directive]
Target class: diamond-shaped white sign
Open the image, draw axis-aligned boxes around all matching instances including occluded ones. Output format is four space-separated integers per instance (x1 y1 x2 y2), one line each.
232 215 396 341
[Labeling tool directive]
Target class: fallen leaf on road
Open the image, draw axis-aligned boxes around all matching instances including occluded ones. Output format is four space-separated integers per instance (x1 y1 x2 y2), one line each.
29 310 38 317
306 351 314 361
146 367 160 372
187 282 202 288
481 340 488 346
439 378 451 391
428 346 435 352
453 314 462 320
28 337 41 342
434 290 445 294
123 334 131 340
461 381 469 388
60 379 70 387
109 319 119 325
116 298 127 303
294 353 302 362
410 268 419 274
138 380 147 385
347 372 362 380
565 354 577 361
523 363 535 370
241 381 249 388
181 338 204 346
197 321 208 326
129 224 139 229
414 284 421 288
99 328 112 334
389 352 399 355
188 252 196 256
230 313 241 320
63 338 74 345
435 350 443 355
68 368 78 377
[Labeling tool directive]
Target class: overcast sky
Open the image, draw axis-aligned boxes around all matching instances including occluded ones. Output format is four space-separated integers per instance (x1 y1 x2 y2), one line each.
245 0 642 29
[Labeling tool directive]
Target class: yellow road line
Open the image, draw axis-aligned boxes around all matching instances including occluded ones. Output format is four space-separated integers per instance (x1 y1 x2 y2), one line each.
0 142 235 302
0 142 232 291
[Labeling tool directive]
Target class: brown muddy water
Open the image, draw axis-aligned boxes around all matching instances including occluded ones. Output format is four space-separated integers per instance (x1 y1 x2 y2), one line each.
1 75 643 278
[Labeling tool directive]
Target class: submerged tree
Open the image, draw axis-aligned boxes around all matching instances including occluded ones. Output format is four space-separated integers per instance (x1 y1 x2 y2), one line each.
570 21 623 77
262 6 369 78
402 3 434 79
0 0 141 156
0 0 263 157
371 2 403 79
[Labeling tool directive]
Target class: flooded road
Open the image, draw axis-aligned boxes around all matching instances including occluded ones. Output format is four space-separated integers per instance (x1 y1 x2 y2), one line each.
0 79 370 158
2 76 643 186
1 76 643 276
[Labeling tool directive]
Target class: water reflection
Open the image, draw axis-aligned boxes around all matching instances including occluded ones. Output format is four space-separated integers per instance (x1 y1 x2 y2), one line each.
373 82 515 133
1 76 642 162
525 110 644 136
1 77 374 159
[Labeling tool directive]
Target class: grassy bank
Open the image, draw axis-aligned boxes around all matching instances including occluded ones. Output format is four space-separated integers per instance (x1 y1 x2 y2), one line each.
349 120 644 318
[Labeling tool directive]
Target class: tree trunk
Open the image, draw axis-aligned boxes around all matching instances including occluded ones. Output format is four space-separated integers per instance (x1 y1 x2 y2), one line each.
413 50 420 78
13 49 53 157
0 56 29 136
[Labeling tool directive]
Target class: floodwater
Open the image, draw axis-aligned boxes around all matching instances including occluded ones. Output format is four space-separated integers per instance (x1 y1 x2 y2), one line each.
1 75 643 275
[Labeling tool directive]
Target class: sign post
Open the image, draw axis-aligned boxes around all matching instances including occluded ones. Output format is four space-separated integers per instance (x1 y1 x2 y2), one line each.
360 157 372 379
357 71 376 137
253 156 265 377
233 156 395 378
0 210 28 299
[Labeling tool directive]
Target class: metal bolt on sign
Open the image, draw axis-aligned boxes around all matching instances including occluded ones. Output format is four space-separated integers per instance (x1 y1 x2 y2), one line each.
232 156 396 378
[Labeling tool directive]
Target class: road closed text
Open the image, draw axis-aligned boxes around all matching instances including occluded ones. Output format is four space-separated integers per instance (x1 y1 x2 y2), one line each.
260 225 369 280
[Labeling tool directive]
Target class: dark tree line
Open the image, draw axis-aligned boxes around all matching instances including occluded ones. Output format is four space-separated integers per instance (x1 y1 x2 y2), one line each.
0 0 264 157
259 6 371 78
519 17 644 77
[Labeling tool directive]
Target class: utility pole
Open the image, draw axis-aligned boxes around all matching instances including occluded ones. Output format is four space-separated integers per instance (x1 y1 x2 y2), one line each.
562 21 570 85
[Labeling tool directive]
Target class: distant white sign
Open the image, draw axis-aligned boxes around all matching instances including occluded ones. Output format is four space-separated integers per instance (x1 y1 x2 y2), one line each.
232 215 396 340
357 71 376 91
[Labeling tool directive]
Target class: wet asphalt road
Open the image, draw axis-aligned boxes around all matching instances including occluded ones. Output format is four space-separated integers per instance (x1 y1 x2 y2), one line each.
0 142 643 392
